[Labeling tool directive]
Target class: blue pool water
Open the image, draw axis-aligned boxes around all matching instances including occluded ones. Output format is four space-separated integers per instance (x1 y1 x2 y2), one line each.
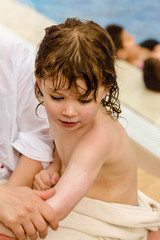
16 0 160 43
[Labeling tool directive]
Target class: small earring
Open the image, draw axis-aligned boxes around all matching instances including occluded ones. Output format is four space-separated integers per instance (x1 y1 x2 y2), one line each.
101 98 107 107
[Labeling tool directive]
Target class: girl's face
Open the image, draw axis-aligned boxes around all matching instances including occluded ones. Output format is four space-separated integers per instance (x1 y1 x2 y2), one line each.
37 78 107 131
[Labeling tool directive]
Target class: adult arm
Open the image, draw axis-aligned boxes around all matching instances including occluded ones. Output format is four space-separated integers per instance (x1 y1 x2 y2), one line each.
0 185 58 240
7 155 43 188
12 41 54 173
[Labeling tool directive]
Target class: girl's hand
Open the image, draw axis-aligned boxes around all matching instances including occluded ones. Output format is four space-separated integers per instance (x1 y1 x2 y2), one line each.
33 170 60 190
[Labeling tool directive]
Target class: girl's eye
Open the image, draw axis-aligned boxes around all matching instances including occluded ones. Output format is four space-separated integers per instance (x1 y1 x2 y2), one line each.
79 99 92 104
50 95 63 101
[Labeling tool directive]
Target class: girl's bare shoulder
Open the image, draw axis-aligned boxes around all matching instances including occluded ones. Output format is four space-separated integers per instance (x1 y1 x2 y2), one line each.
80 116 122 156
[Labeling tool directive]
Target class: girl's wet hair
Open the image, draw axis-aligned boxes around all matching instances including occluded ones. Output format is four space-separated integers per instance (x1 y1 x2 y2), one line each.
35 18 121 119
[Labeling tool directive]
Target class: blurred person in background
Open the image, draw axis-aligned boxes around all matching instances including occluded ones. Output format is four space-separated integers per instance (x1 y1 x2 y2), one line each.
105 24 160 69
143 57 160 92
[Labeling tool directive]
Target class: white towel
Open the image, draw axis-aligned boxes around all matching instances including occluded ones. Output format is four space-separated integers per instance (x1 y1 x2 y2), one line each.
45 191 160 240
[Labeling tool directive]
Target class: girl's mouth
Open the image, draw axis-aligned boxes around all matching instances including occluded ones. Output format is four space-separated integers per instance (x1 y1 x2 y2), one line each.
60 120 78 127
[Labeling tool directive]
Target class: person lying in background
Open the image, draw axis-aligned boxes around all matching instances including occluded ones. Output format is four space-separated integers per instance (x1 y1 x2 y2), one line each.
140 39 159 50
143 57 160 92
105 24 160 69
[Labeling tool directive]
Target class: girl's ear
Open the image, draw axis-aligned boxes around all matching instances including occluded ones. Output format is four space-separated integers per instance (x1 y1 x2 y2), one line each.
102 87 109 99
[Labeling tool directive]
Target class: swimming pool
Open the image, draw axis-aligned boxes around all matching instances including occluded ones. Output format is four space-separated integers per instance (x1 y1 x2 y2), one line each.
16 0 160 43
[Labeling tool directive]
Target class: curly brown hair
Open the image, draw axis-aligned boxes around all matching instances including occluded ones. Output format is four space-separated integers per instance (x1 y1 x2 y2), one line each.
35 18 121 119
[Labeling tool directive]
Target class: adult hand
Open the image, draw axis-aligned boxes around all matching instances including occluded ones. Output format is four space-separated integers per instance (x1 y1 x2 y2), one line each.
0 234 15 240
0 185 58 240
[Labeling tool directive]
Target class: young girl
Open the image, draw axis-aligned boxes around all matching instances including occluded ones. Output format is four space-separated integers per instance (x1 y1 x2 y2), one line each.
34 18 160 239
1 18 160 240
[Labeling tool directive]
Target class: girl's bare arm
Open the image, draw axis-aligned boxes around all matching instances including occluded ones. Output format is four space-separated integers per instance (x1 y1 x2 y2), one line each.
46 133 108 220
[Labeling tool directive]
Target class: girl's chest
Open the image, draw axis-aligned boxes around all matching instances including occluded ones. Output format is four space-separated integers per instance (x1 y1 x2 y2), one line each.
55 134 80 166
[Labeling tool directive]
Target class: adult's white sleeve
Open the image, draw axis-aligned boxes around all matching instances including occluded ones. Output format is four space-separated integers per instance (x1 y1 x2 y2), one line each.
11 42 54 168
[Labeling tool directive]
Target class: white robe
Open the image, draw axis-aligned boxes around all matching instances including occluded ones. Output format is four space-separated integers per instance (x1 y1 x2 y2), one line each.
0 35 54 180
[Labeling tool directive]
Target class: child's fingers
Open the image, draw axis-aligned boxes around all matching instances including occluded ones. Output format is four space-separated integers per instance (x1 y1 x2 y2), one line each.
50 172 60 185
33 181 42 190
34 170 52 190
39 171 51 186
33 178 50 190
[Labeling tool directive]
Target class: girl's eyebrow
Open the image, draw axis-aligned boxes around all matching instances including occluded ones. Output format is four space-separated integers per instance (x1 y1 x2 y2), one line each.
49 90 63 95
46 87 60 95
46 85 61 93
47 87 69 96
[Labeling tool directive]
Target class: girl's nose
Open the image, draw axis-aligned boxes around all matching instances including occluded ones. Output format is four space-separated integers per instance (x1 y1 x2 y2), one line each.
61 102 77 117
